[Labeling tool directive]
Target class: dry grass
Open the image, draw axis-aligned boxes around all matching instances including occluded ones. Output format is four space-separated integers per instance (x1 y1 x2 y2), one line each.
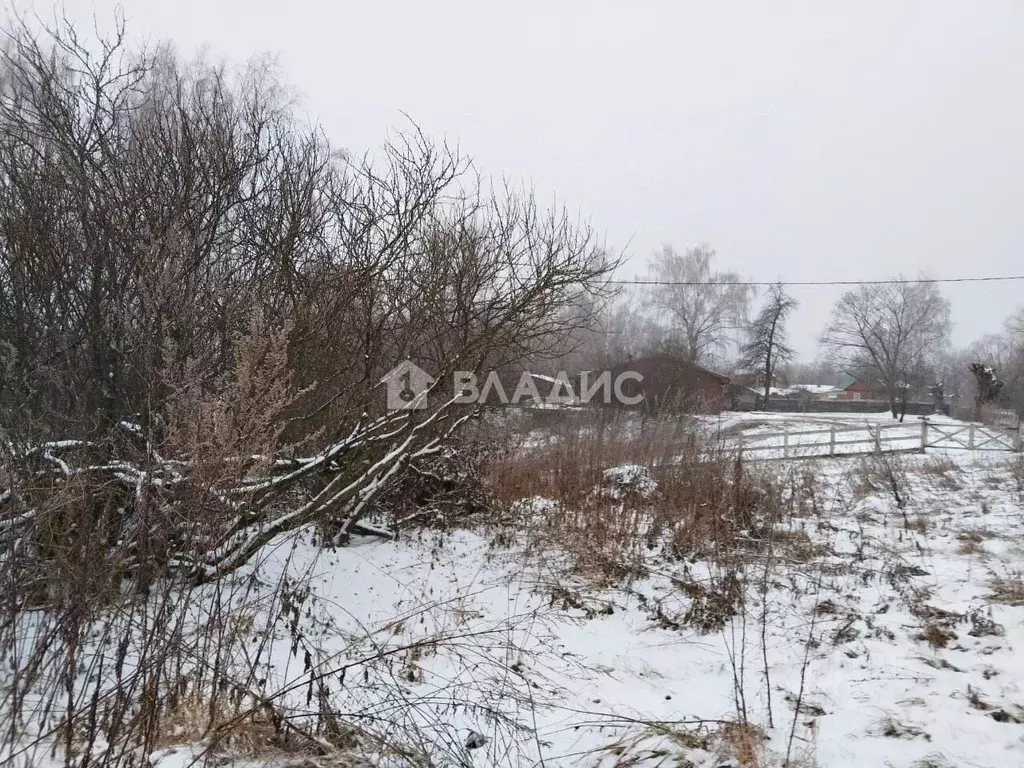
966 685 993 712
955 528 996 557
598 720 768 768
154 694 292 755
1008 454 1024 494
770 529 828 564
916 623 958 649
918 455 962 490
910 755 957 768
485 410 699 507
851 455 889 501
906 515 931 534
910 600 962 649
956 537 987 557
717 721 767 768
986 574 1024 606
877 715 931 741
919 456 959 475
150 689 375 766
484 411 788 583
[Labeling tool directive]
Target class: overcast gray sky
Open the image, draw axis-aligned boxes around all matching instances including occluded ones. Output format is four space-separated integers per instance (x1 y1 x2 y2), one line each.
55 0 1024 360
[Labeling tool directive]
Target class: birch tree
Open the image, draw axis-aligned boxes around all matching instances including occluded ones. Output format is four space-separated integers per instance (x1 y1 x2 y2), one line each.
645 244 752 365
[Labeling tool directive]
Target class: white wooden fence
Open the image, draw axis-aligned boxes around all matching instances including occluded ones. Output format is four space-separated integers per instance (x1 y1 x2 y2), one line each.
733 420 1023 461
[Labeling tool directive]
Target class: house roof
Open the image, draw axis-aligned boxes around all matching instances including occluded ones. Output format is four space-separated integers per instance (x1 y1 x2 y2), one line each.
836 373 861 391
726 383 761 395
611 353 730 383
526 372 576 398
692 363 730 383
790 384 837 395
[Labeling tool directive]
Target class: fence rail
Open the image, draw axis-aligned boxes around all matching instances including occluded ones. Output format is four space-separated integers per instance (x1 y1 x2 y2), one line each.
733 420 1023 461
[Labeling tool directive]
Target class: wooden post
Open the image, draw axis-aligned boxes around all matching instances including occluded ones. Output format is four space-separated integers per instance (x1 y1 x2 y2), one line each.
969 423 975 450
782 430 789 459
920 420 928 453
829 425 836 457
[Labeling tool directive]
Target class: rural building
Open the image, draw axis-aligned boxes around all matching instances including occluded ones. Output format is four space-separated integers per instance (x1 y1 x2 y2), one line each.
731 370 782 392
609 354 730 413
487 368 578 407
726 383 762 410
833 373 873 401
789 384 838 400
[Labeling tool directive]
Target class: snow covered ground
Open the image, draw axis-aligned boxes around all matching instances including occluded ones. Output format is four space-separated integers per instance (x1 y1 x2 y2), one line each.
705 410 1020 461
202 414 1024 766
8 412 1024 768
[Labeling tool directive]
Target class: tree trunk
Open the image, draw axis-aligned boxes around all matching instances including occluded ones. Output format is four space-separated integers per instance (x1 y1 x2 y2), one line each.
762 319 777 412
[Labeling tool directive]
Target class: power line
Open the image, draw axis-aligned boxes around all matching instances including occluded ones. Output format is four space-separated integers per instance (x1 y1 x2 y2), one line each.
603 274 1024 287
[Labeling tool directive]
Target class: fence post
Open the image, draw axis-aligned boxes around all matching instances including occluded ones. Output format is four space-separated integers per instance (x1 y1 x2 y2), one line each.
920 420 928 453
829 425 836 456
969 423 975 450
782 430 789 459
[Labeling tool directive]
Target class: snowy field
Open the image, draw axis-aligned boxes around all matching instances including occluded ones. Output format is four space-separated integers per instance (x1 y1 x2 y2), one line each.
198 432 1022 767
8 412 1024 768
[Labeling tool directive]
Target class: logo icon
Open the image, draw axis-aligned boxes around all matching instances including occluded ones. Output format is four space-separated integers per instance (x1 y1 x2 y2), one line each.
380 360 434 410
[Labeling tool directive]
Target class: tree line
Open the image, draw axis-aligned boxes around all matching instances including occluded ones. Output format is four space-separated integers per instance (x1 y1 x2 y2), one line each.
566 244 1022 421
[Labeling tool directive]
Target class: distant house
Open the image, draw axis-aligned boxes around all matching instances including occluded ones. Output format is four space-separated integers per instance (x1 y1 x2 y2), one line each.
491 369 578 407
731 371 781 392
775 376 872 401
726 383 762 410
766 385 829 401
523 372 577 407
608 354 730 413
790 384 838 400
833 373 873 401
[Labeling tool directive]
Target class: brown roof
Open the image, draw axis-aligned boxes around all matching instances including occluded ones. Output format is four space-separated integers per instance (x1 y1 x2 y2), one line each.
612 353 730 383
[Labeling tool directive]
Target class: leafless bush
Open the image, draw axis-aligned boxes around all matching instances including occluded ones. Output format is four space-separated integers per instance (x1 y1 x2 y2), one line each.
0 13 618 767
0 7 617 567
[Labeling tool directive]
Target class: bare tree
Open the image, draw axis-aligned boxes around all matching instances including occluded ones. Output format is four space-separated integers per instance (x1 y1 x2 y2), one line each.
573 289 670 368
0 15 618 585
645 244 752 365
783 359 839 387
1007 306 1024 338
737 283 798 409
821 279 951 421
0 15 631 768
